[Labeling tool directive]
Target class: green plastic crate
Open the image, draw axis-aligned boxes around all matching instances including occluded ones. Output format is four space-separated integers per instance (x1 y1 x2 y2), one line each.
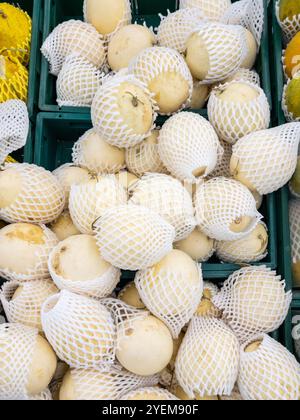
39 0 272 115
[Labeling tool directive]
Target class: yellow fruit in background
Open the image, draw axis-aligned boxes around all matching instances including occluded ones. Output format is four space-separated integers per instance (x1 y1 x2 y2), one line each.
285 75 300 118
290 156 300 195
279 0 300 22
284 32 300 78
0 55 28 102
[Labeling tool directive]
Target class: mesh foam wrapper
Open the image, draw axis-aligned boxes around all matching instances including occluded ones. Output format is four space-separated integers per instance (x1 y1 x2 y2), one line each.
121 387 179 400
69 175 128 235
289 199 300 264
56 54 106 107
0 323 39 400
194 177 261 241
93 204 175 271
29 389 53 401
134 263 203 339
187 23 248 85
91 73 158 148
219 385 243 400
41 290 116 370
282 76 300 122
48 243 121 300
179 0 231 22
157 8 205 53
213 266 292 342
231 123 300 195
238 334 300 400
223 68 261 86
208 81 270 145
207 140 232 179
215 221 268 264
0 279 58 331
0 56 28 103
41 20 106 77
275 0 300 44
128 46 193 116
158 112 222 184
175 316 240 398
0 100 29 165
0 224 58 283
129 173 196 241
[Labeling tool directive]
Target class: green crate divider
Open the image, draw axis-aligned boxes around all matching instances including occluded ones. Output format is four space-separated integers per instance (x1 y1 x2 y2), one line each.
39 0 272 114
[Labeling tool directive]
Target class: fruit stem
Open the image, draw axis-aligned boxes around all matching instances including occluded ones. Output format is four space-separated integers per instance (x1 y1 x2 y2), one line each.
125 91 144 107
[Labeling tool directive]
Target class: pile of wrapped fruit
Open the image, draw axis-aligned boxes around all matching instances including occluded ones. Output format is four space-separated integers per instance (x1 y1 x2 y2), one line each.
0 0 299 401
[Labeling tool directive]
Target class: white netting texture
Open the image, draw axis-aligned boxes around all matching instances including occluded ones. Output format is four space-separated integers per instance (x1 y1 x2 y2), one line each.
0 323 38 400
179 0 232 22
56 54 106 108
276 0 300 44
0 100 29 165
231 123 300 195
0 279 58 331
208 81 270 145
69 175 128 235
289 199 300 263
29 389 53 401
207 140 232 179
41 290 116 370
219 385 243 400
194 177 261 241
128 46 193 115
129 173 196 241
0 224 58 283
0 163 65 224
91 73 158 148
213 266 292 341
175 316 240 398
238 334 300 400
223 68 261 86
121 387 179 400
282 77 300 123
157 8 205 53
41 20 106 76
158 112 221 183
93 204 175 271
135 262 203 339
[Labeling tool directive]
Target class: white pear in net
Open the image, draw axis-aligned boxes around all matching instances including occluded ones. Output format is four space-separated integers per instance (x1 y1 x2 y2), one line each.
0 163 65 224
175 316 240 398
230 123 300 195
289 199 300 285
121 387 179 400
135 250 203 338
282 75 300 123
157 8 205 53
91 73 157 148
276 0 300 44
238 334 300 400
72 129 126 174
129 173 196 241
41 20 106 76
0 223 58 283
56 54 106 108
128 46 193 115
213 266 292 341
0 279 58 331
223 68 261 86
208 81 270 145
41 290 116 370
93 204 175 271
48 234 121 299
174 227 215 263
207 140 232 179
125 130 167 177
194 177 261 241
69 175 127 235
0 100 29 165
179 0 232 22
158 112 221 184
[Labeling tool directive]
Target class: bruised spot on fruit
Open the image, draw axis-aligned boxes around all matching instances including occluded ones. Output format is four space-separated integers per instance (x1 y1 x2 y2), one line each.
125 328 134 337
245 340 263 353
192 166 207 178
229 215 253 233
5 224 45 245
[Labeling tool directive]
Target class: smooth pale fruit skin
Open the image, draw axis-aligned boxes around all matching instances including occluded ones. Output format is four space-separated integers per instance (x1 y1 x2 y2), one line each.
229 215 254 233
54 165 90 204
241 29 257 70
185 33 210 81
170 331 185 369
230 154 257 191
118 282 146 309
50 235 111 282
116 315 173 376
252 190 263 210
108 25 156 71
59 370 74 400
284 32 300 79
286 76 300 118
0 167 22 208
174 227 214 262
292 261 300 286
116 171 139 189
279 0 300 22
117 82 153 135
173 385 218 400
26 335 57 396
85 0 126 35
218 82 259 103
49 211 80 241
191 82 209 108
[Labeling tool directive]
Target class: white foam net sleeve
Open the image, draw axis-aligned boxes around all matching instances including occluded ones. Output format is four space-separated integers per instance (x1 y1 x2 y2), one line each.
49 361 69 400
0 163 65 224
0 100 29 165
179 0 232 22
219 385 243 400
158 112 221 184
134 264 203 339
231 123 300 195
238 334 300 400
207 140 232 179
213 266 292 342
93 204 175 271
56 54 106 108
276 0 300 44
194 177 261 241
69 175 128 235
41 290 116 370
0 279 58 331
289 199 300 264
41 20 106 76
121 387 179 400
128 46 193 115
29 389 53 401
129 173 196 241
0 323 38 400
282 78 300 123
208 81 270 145
223 68 261 86
175 316 240 398
157 8 205 53
0 225 58 283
